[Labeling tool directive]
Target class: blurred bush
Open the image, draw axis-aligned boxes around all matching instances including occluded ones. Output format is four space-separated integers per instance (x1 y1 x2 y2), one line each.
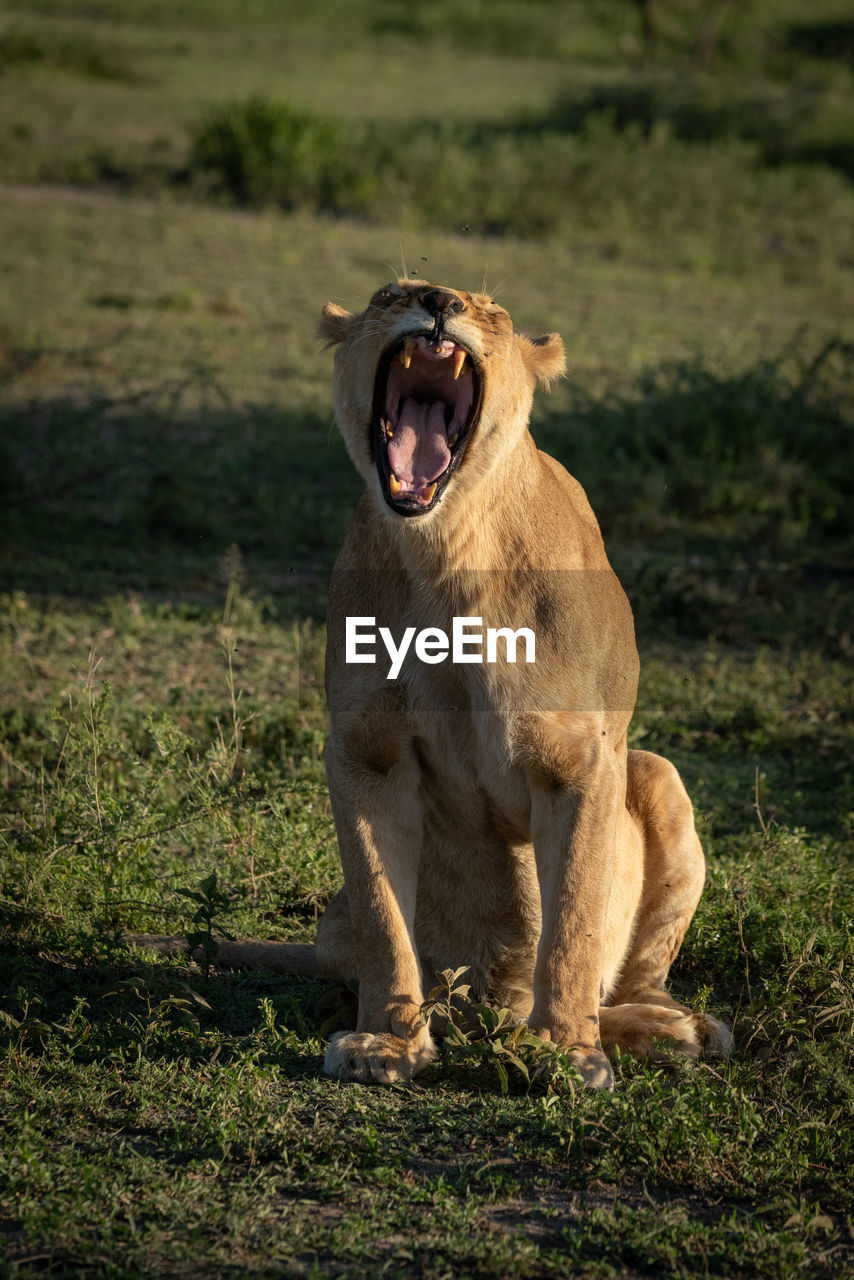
185 82 854 238
188 97 353 209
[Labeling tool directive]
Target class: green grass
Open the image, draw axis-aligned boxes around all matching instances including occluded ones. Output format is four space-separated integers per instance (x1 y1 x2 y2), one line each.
1 0 853 1275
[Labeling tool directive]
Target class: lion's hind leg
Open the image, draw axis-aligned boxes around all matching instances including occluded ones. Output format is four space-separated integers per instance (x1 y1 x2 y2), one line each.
598 1002 701 1061
603 749 732 1063
598 1002 731 1062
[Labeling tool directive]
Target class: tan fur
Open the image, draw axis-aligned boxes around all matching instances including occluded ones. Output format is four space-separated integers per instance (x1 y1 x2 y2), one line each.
126 279 731 1089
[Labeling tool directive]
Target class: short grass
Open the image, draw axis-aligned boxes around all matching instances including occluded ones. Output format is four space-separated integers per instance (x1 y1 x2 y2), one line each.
2 1 854 1276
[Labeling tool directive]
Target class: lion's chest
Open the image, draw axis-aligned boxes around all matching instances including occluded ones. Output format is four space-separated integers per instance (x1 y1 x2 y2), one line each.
405 662 533 842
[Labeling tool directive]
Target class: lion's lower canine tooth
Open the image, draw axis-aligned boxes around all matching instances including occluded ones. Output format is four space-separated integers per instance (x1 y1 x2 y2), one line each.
453 349 466 380
389 472 402 496
423 483 437 502
448 431 459 447
385 420 394 439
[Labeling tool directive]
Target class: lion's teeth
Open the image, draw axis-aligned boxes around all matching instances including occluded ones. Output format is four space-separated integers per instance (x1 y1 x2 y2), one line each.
385 420 394 439
423 483 437 502
389 472 402 496
400 338 416 369
448 430 459 447
453 349 466 380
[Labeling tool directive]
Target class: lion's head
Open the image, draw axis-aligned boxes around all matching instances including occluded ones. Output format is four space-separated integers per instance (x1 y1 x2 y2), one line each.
319 279 565 520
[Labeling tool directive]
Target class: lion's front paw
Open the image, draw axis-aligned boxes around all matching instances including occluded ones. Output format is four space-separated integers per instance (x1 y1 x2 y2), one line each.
324 1026 437 1084
566 1046 615 1092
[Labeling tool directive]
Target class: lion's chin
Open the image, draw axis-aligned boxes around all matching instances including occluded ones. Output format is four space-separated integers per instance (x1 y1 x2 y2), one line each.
372 333 481 517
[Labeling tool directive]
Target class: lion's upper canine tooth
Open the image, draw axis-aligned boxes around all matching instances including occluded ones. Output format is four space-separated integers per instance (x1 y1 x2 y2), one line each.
389 472 402 496
400 338 416 370
453 349 466 380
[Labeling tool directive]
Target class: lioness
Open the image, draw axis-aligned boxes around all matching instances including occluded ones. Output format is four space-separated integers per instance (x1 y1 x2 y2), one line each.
133 279 731 1090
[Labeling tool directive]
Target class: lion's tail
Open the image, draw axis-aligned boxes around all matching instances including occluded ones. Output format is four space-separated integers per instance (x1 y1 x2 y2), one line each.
121 933 318 977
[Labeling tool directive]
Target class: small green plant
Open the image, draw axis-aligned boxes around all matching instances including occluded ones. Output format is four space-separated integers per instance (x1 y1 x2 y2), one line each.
212 545 255 785
175 871 237 977
102 973 211 1052
421 967 582 1096
0 991 52 1052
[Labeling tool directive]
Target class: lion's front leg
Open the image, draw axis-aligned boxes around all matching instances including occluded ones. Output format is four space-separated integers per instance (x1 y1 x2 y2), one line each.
522 712 626 1091
322 733 435 1084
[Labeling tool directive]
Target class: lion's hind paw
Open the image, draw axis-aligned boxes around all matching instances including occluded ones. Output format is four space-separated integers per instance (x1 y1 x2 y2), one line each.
324 1028 437 1084
696 1013 733 1057
599 1003 702 1061
599 1003 733 1062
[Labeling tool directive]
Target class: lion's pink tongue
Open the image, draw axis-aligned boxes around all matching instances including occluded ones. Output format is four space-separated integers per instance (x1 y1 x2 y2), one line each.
388 398 451 488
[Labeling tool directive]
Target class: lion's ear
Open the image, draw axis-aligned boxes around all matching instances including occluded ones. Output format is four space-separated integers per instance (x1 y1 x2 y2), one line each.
318 302 356 346
518 333 566 390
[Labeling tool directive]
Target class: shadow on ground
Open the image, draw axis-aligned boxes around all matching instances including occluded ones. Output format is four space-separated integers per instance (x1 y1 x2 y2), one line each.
0 386 357 613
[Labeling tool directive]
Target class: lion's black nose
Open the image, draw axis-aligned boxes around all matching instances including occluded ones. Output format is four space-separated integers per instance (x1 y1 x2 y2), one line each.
420 288 465 319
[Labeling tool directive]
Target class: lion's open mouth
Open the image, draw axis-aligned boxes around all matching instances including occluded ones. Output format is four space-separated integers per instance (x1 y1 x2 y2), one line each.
372 334 481 516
